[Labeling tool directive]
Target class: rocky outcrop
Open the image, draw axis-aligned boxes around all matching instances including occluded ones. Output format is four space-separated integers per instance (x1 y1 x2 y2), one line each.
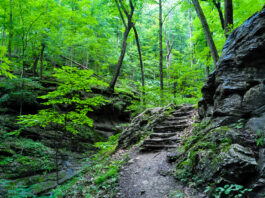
175 126 258 185
199 6 265 126
117 105 196 149
0 80 133 197
175 6 265 198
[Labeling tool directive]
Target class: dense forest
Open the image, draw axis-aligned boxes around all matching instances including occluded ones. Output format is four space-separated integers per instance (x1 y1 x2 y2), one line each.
0 0 265 197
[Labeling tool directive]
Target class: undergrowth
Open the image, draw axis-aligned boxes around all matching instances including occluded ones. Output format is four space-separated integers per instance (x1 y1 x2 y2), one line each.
51 133 129 198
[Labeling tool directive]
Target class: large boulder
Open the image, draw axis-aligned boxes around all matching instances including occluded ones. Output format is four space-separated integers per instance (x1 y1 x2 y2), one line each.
177 6 265 197
199 6 265 124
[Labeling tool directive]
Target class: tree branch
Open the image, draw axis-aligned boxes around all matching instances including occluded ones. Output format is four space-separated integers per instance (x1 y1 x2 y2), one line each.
115 0 127 28
119 0 129 18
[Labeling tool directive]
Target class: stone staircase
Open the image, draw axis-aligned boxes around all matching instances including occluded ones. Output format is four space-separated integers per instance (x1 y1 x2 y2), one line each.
141 105 194 150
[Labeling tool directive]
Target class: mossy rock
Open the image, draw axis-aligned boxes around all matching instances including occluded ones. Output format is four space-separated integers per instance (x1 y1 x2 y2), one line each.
175 126 258 187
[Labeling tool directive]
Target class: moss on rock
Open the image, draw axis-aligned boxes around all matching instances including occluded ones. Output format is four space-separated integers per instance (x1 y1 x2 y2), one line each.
175 125 258 188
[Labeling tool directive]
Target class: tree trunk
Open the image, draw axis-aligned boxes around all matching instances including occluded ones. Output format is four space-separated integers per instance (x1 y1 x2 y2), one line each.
192 0 219 66
213 0 225 31
117 17 120 45
109 26 132 92
165 4 173 83
225 0 233 37
132 24 145 95
32 55 39 76
159 0 163 91
188 8 194 67
8 0 13 60
40 43 45 80
109 0 135 92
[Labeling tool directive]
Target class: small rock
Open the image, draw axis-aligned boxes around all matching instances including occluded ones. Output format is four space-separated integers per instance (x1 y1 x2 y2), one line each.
142 180 149 185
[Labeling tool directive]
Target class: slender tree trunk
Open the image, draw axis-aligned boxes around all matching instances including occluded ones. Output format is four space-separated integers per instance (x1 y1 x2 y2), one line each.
225 0 233 37
117 17 120 45
40 43 45 79
109 0 135 92
32 55 40 76
159 0 164 91
109 26 132 92
213 0 225 31
132 24 145 102
188 8 194 67
192 0 219 66
8 0 13 60
165 4 173 83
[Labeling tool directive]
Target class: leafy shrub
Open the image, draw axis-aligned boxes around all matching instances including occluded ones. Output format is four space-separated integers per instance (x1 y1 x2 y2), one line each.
18 66 108 134
205 184 252 198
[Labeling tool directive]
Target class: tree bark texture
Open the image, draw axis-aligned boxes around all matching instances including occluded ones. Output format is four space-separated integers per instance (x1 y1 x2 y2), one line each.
159 0 164 90
109 26 132 92
32 54 39 76
132 24 145 89
109 0 135 92
188 8 194 67
212 0 225 31
192 0 219 66
225 0 233 37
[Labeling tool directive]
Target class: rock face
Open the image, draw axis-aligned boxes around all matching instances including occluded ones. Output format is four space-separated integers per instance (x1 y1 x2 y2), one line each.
175 6 265 198
199 6 265 125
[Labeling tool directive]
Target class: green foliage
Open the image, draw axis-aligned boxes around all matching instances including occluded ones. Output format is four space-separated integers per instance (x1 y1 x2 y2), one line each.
0 0 263 113
0 179 37 198
205 184 252 198
230 119 245 129
18 66 108 134
0 131 55 179
182 120 210 150
51 133 128 198
0 77 42 112
127 84 201 115
175 124 233 185
0 47 15 79
256 129 265 147
169 190 184 198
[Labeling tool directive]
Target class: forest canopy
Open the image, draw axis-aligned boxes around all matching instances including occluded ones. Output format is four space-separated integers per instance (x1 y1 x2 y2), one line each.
0 0 264 111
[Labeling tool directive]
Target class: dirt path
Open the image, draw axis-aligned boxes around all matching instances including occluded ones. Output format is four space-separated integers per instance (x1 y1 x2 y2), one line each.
116 148 206 198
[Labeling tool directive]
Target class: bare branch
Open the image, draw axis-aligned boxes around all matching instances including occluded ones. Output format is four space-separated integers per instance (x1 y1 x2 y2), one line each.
119 0 129 18
162 1 181 25
115 0 127 28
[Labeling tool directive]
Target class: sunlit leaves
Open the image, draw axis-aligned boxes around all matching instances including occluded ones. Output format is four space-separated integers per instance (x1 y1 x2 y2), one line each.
0 47 15 78
18 66 108 134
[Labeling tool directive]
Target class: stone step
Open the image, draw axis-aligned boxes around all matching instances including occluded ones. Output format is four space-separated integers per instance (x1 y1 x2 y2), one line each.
180 105 194 111
172 111 193 117
150 132 177 138
154 125 189 132
141 144 178 149
143 137 179 145
165 116 190 121
162 120 188 125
